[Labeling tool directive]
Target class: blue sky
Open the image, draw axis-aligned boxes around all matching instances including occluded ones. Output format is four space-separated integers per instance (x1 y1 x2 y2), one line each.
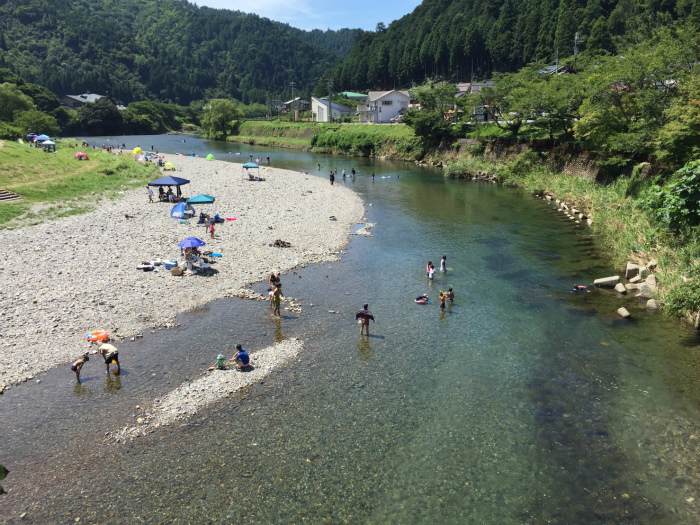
194 0 423 31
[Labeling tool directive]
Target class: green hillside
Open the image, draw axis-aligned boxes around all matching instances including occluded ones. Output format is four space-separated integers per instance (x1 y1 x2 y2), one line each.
321 0 700 92
0 0 353 105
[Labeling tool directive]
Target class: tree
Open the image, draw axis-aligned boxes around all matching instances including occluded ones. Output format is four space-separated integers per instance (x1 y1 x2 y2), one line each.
13 110 60 137
0 83 34 122
78 98 123 135
404 80 456 147
375 22 387 33
200 99 242 140
19 83 60 113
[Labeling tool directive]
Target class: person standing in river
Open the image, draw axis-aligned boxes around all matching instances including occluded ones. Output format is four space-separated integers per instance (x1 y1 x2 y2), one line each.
355 303 375 336
330 171 335 186
440 256 447 273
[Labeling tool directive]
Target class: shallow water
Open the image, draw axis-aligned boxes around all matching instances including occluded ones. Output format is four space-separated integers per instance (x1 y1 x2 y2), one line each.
3 136 700 524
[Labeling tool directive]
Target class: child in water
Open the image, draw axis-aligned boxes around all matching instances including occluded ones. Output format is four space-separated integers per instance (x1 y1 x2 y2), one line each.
70 354 89 382
428 264 435 280
572 284 591 293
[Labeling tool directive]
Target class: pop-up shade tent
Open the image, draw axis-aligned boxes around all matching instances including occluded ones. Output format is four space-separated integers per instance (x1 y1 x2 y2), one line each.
206 154 215 161
170 201 195 219
35 134 51 142
187 194 215 204
148 175 190 198
242 162 259 169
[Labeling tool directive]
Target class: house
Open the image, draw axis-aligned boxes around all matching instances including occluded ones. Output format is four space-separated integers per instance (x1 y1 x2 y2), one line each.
455 82 494 98
311 97 353 122
60 92 106 110
283 97 310 113
338 91 367 101
357 90 410 123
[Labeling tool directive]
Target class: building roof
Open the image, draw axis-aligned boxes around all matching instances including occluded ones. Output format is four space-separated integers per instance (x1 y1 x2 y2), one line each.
339 91 367 99
63 93 105 103
367 90 410 102
312 97 352 112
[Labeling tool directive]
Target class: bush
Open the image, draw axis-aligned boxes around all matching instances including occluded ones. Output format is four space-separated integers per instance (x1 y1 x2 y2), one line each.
0 121 21 139
443 157 494 179
665 267 700 317
496 150 543 183
646 160 700 231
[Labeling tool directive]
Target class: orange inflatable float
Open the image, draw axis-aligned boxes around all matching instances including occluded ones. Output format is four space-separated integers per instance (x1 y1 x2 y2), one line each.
86 330 109 342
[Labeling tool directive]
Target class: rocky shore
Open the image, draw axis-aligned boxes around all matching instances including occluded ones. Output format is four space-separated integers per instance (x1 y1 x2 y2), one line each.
0 156 364 390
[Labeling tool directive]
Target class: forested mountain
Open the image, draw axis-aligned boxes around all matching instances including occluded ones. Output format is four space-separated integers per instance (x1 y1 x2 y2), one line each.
321 0 700 92
0 0 353 104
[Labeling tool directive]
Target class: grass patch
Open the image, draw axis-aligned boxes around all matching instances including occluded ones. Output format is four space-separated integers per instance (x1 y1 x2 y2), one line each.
0 140 158 227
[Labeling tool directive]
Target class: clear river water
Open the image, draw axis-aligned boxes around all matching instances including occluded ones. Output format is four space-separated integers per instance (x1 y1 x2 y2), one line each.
2 135 700 524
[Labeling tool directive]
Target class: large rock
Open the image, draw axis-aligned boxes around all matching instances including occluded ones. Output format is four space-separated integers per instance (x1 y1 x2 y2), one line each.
646 274 657 286
617 307 631 318
614 283 627 294
647 259 658 271
646 299 659 309
629 275 642 284
625 262 641 279
594 276 620 287
638 283 654 298
625 283 639 291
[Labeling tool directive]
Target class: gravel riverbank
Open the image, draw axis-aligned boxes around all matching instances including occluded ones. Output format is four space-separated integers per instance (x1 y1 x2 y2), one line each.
108 338 304 442
0 155 364 390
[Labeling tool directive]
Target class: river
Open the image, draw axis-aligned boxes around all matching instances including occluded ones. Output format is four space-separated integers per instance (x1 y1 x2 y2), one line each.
2 135 700 524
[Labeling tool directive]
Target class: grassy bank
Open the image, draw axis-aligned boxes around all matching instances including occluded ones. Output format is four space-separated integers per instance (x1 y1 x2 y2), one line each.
448 151 700 322
229 121 423 159
0 140 158 227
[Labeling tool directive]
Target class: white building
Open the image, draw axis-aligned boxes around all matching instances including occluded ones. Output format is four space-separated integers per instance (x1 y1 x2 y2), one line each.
311 97 353 123
357 90 410 123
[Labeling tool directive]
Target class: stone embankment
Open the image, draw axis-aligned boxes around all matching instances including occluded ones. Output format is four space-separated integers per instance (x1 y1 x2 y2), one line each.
593 259 660 317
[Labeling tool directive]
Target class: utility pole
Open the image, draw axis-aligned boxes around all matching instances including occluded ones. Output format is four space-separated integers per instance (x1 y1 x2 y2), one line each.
326 78 333 123
290 81 296 121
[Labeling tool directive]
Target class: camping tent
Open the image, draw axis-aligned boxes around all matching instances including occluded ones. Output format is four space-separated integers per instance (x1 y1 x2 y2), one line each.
74 152 89 160
206 154 215 161
170 201 195 219
163 162 175 171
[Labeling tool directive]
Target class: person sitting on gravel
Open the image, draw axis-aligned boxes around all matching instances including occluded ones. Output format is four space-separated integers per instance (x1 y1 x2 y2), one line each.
71 354 89 382
99 343 121 375
230 344 251 370
215 354 227 370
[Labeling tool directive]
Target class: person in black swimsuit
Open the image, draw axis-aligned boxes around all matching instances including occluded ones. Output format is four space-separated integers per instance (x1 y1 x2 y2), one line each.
70 354 89 382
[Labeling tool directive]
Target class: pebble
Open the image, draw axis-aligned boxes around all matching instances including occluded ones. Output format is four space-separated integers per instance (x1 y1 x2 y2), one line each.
0 157 364 391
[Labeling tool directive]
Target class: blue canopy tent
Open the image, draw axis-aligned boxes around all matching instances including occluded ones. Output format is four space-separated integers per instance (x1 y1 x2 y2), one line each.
242 162 259 169
34 134 51 142
170 201 195 219
148 175 190 201
187 194 215 204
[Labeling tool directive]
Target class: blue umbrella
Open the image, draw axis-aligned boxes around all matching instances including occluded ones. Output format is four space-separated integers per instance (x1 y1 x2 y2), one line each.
177 237 206 248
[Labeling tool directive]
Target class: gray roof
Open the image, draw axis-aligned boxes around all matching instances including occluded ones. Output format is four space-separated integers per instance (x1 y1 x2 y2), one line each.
367 90 410 102
313 97 352 112
63 93 105 103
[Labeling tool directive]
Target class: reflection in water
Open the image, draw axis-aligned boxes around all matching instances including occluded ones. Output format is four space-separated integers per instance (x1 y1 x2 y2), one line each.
356 337 373 362
273 318 284 343
103 374 122 394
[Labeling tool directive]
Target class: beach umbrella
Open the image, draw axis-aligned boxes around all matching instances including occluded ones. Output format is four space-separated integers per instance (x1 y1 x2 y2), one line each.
206 154 215 161
177 237 206 249
187 194 215 204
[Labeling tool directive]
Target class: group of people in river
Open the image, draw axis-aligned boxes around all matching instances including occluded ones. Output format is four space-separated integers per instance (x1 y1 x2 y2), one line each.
328 167 358 185
71 343 121 382
419 256 454 309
